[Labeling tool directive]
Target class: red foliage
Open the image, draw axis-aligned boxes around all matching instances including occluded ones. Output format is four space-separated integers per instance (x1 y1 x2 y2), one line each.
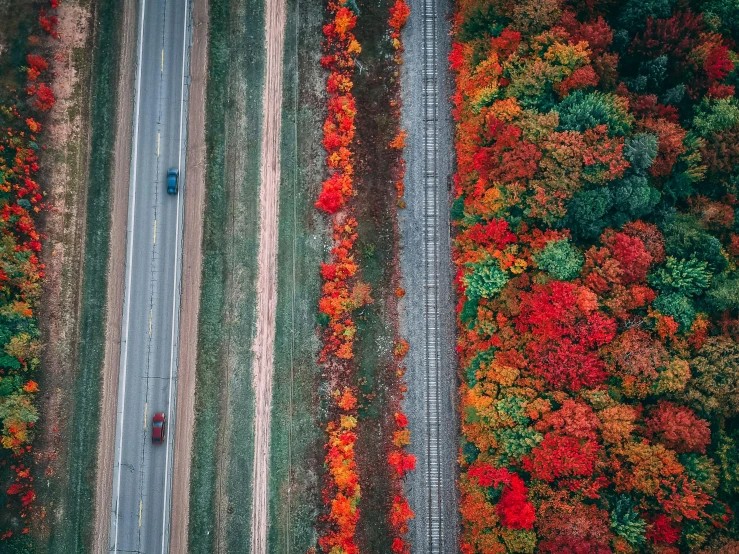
31 83 55 112
704 46 735 82
316 172 352 214
316 3 359 215
537 503 613 554
457 219 517 251
708 83 736 99
26 54 48 81
560 13 613 55
516 282 615 390
467 464 536 530
496 474 535 530
38 8 59 38
622 221 665 264
555 65 599 98
601 230 653 284
523 434 601 482
534 399 600 441
388 450 417 476
630 11 705 61
646 402 711 454
647 515 681 544
388 0 410 32
490 28 521 59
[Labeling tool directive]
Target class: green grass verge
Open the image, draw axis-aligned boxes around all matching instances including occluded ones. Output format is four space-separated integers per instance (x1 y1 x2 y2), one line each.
41 0 124 552
187 0 264 551
266 0 328 551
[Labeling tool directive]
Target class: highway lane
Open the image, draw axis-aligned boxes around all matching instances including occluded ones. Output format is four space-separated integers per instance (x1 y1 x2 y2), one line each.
108 0 190 551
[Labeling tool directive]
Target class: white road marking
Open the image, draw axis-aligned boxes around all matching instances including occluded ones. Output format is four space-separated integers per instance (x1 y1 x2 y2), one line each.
157 132 160 156
161 49 164 72
112 0 147 548
149 308 153 336
139 500 143 528
161 1 189 552
153 218 157 244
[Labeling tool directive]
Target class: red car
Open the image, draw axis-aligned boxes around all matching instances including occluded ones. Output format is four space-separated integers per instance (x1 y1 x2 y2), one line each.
152 412 166 444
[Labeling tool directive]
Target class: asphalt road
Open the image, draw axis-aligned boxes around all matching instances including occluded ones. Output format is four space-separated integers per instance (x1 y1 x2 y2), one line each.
108 0 191 551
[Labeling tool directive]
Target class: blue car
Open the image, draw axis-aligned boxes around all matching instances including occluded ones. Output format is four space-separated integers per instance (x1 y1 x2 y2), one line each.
167 168 179 195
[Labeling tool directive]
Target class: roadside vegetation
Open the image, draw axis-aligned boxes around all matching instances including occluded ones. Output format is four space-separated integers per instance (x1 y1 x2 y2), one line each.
311 1 415 553
452 0 739 551
0 0 63 550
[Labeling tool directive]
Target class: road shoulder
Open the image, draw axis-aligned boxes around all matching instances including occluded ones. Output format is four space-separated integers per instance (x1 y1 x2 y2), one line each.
91 0 137 549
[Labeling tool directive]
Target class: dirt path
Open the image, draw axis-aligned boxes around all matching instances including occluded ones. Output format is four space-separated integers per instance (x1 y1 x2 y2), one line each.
250 0 287 551
168 0 209 550
91 0 137 549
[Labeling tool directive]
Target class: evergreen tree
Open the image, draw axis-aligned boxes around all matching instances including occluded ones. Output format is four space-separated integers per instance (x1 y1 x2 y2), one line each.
617 0 677 31
609 174 661 226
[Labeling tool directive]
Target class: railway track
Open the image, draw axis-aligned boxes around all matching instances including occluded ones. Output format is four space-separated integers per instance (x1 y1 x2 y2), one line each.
422 1 444 552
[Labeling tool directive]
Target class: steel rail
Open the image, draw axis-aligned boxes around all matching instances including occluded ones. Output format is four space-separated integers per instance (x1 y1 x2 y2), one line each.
422 0 444 552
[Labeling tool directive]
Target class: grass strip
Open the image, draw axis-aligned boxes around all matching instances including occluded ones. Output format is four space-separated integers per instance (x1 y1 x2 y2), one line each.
188 0 264 551
266 0 327 550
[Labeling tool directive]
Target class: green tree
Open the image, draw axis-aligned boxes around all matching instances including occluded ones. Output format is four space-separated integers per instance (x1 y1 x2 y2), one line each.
686 337 739 418
624 133 658 172
625 56 668 94
564 187 612 240
706 275 739 311
648 256 712 297
653 291 696 330
463 260 509 300
693 97 739 138
557 90 634 137
617 0 677 31
662 215 728 273
679 453 720 495
661 84 685 106
457 3 506 42
534 239 585 280
609 174 661 226
715 428 739 496
610 496 647 547
704 0 739 42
